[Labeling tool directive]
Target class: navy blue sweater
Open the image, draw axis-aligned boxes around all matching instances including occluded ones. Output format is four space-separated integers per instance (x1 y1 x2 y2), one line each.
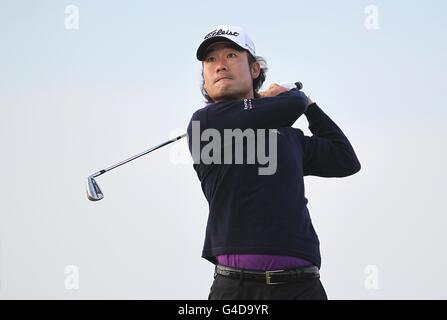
186 89 361 269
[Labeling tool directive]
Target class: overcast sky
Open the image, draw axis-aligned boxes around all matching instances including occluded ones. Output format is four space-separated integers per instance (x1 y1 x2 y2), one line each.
0 0 446 299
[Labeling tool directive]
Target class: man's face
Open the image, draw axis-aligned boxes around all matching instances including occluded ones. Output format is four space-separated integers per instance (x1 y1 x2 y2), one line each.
202 42 260 103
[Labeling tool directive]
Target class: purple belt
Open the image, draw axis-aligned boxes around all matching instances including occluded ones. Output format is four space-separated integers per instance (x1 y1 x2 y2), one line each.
216 254 314 271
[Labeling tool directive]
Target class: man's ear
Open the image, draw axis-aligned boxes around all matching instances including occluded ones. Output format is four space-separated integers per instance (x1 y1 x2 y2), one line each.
250 61 261 80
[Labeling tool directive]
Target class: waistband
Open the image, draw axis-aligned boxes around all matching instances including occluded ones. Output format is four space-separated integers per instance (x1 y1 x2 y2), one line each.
215 264 320 285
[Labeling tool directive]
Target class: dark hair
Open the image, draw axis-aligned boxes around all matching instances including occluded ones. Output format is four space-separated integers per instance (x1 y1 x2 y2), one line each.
200 47 268 103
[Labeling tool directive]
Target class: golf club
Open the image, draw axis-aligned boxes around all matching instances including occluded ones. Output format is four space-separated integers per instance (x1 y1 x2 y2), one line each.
86 81 303 201
86 133 187 201
280 81 303 91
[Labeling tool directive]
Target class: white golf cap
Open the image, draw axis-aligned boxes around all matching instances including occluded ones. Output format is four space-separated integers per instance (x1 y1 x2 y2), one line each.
196 25 256 61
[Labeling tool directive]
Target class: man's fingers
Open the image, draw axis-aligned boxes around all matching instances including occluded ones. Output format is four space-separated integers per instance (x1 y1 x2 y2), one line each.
260 82 297 98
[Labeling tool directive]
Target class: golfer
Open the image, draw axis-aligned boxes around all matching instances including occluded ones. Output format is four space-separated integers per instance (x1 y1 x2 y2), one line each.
187 25 361 300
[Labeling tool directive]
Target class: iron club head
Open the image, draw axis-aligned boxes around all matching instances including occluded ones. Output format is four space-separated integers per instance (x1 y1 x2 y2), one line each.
86 174 104 201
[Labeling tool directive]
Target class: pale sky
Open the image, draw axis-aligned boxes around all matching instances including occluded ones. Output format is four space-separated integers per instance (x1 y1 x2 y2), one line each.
0 0 446 299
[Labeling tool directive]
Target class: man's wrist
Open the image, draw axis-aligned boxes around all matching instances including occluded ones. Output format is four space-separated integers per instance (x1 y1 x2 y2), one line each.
305 101 316 115
307 95 314 106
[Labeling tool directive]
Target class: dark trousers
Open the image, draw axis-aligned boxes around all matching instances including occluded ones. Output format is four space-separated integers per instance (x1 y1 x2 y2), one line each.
208 274 328 300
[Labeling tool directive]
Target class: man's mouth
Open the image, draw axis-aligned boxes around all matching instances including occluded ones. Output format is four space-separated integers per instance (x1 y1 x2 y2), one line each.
215 77 232 83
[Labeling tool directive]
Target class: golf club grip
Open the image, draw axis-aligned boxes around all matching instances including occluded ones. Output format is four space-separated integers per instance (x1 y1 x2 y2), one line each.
277 81 303 91
295 82 303 90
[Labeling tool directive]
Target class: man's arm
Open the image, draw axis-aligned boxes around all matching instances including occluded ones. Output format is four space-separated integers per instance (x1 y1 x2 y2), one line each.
204 88 309 131
296 103 361 177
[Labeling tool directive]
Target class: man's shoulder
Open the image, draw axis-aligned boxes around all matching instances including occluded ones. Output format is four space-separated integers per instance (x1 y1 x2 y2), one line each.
189 105 207 120
188 100 231 122
187 105 209 133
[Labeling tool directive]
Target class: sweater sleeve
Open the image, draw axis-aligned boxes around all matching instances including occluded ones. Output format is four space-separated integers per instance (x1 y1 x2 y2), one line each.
297 103 361 177
204 88 308 131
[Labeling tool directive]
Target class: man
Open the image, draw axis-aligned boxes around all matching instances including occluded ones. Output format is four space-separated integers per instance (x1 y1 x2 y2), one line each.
186 25 361 300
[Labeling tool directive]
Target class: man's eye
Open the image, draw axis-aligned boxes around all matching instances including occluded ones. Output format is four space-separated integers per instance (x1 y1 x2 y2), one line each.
205 56 215 62
228 52 237 58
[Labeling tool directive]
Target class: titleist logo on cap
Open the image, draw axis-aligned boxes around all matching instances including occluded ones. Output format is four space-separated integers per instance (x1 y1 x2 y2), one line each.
204 28 239 40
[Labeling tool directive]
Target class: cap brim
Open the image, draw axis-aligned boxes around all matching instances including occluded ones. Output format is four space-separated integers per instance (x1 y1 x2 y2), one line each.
196 36 244 61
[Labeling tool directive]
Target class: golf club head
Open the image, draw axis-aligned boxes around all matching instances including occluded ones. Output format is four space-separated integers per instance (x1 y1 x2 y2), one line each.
86 175 104 201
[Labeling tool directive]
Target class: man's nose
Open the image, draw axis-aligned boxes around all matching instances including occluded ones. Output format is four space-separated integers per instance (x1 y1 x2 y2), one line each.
215 59 228 72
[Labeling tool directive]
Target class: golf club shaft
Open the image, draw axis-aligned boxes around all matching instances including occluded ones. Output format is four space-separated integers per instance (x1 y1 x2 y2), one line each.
95 133 187 177
87 81 303 201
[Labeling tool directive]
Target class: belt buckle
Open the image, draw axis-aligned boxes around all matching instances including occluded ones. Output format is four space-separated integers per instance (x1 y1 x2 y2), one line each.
265 269 285 285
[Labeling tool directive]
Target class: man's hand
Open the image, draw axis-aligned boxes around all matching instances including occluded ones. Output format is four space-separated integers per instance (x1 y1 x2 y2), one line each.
259 83 289 98
259 83 314 107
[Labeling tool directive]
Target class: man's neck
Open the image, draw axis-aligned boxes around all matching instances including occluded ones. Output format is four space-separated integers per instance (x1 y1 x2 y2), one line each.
213 91 254 103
